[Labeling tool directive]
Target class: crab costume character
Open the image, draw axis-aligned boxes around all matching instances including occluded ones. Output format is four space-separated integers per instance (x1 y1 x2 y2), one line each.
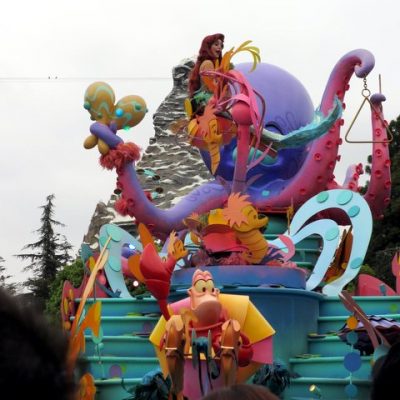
142 266 274 399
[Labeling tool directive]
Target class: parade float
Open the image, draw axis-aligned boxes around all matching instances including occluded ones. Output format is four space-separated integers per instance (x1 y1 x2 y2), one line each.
62 38 397 400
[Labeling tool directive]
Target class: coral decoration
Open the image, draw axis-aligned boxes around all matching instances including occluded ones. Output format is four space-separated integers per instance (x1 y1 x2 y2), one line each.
69 301 102 367
114 196 135 216
79 373 96 400
200 40 260 96
220 41 261 73
67 238 110 370
61 285 75 331
222 193 252 228
100 142 141 173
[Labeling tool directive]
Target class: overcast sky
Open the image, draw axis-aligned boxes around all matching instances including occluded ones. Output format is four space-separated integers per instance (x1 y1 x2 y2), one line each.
1 0 399 285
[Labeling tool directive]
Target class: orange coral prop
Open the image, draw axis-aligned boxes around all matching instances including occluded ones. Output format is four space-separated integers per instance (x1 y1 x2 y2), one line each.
79 373 96 400
222 193 252 228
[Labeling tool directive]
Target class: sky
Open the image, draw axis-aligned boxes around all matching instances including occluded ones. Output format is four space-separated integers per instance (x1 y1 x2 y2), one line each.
1 0 399 285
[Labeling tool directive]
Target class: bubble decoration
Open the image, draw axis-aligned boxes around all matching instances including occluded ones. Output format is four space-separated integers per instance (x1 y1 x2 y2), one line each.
350 257 363 269
316 191 329 203
337 190 353 205
342 313 360 398
346 315 359 330
344 383 358 398
325 226 340 241
346 331 358 345
344 352 362 372
109 364 123 378
348 205 360 218
261 190 270 197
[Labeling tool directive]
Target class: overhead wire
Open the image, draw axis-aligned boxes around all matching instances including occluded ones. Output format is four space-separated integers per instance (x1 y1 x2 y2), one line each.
0 76 170 82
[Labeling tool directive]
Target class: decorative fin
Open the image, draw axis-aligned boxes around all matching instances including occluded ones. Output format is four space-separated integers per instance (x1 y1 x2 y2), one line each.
128 253 146 283
138 223 155 250
220 41 261 72
261 97 342 149
208 142 221 174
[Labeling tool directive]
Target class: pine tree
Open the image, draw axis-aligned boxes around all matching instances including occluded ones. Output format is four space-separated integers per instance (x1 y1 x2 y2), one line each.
0 256 17 294
15 194 73 305
363 115 400 287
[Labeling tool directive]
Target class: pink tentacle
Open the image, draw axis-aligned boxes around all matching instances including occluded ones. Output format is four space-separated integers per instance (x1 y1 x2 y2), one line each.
362 93 391 219
327 163 364 191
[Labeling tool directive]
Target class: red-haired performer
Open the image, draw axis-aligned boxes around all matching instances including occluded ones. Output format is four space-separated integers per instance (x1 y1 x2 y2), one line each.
188 33 224 114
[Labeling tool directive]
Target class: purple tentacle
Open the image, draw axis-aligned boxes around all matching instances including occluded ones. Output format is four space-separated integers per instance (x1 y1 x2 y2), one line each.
117 164 228 237
90 122 123 148
88 122 229 237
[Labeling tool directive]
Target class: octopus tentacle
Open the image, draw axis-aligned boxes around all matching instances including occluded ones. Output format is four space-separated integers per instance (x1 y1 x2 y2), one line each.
117 163 228 237
362 93 391 219
89 122 229 237
86 50 390 238
254 50 379 211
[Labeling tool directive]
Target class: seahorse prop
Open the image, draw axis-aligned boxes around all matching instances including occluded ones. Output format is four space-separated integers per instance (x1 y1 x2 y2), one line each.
222 193 268 264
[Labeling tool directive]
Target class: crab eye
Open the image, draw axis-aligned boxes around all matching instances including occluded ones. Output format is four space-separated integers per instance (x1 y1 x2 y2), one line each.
194 280 207 293
205 280 215 292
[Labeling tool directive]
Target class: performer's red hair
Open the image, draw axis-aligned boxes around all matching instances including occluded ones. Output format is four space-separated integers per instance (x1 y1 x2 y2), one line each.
188 33 224 97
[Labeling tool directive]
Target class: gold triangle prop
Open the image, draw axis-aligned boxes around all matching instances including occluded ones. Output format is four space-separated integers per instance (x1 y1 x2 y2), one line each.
344 77 393 144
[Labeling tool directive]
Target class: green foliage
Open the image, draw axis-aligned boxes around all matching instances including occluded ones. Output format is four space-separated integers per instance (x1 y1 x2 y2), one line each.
362 115 400 287
15 194 74 306
125 278 149 297
0 256 17 294
45 258 84 325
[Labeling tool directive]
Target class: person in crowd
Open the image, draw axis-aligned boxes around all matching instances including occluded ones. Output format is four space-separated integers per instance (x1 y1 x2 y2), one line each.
371 341 400 400
200 383 280 400
0 287 77 400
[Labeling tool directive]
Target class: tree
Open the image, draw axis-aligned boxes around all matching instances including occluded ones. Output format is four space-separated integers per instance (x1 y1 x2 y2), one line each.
363 115 400 287
0 256 17 294
15 194 73 306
